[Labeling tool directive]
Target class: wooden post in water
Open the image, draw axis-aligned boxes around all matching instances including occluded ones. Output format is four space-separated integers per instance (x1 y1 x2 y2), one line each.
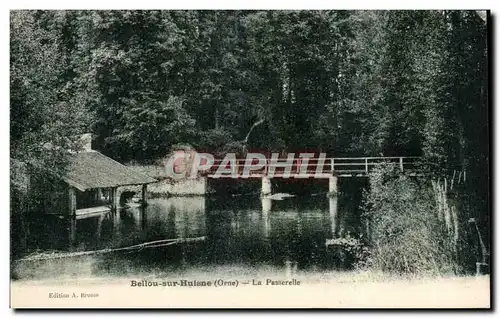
141 208 147 230
112 209 121 237
96 214 104 240
110 187 118 212
68 186 76 217
68 217 77 251
261 177 272 196
328 176 338 196
67 186 77 250
142 184 148 207
96 188 102 203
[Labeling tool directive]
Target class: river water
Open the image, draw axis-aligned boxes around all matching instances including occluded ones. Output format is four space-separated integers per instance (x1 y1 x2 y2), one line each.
12 182 366 282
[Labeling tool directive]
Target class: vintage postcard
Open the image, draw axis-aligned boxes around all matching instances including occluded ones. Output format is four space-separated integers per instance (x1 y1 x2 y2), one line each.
9 9 490 309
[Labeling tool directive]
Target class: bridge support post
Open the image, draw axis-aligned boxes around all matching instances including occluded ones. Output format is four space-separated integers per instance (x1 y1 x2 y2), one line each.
261 177 272 196
328 176 338 196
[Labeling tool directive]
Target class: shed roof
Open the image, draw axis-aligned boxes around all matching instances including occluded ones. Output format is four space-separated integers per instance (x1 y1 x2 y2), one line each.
63 151 158 191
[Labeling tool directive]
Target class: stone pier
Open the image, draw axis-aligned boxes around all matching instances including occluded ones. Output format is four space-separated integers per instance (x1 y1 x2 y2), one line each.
261 197 272 214
261 177 272 196
328 176 338 196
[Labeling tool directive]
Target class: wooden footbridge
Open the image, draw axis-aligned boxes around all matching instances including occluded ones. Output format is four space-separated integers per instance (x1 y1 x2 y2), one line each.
205 156 421 178
203 156 422 196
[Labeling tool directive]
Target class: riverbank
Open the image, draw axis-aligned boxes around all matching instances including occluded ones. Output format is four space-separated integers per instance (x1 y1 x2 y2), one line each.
11 270 490 308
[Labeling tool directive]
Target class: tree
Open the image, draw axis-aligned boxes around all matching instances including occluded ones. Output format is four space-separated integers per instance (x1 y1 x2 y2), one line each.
11 10 87 177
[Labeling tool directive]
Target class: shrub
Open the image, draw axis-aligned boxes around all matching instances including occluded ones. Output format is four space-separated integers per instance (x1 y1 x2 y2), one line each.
361 165 459 276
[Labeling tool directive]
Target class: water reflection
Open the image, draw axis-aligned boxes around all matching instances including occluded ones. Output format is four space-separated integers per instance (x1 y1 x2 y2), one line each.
329 196 338 238
143 197 206 239
14 193 362 281
261 197 272 238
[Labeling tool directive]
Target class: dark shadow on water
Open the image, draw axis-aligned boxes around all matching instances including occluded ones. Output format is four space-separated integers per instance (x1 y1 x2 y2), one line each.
11 178 368 281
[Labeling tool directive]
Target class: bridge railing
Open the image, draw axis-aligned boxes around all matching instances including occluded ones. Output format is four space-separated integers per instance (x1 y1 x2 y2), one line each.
331 156 421 175
204 156 421 177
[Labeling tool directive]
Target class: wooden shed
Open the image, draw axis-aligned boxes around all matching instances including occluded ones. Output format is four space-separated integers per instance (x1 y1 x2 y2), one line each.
64 151 157 217
35 150 158 218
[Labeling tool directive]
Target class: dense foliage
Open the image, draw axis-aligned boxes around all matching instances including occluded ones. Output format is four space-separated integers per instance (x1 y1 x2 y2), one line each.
10 10 489 267
362 166 461 275
11 10 488 161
